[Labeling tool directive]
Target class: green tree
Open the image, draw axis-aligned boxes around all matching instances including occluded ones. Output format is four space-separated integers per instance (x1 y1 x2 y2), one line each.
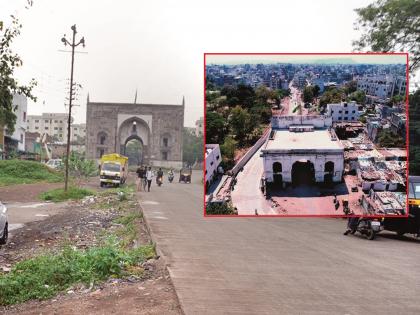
206 111 225 144
303 86 314 103
343 80 358 95
229 106 253 142
63 152 97 186
377 129 405 148
348 90 366 104
319 88 346 108
353 0 420 71
0 7 37 133
183 128 203 166
220 135 237 161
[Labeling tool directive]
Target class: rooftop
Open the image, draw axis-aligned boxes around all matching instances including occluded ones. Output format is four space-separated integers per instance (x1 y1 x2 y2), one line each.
264 129 343 152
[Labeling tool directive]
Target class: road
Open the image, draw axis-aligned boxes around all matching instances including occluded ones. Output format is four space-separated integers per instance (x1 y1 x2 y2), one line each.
139 171 420 315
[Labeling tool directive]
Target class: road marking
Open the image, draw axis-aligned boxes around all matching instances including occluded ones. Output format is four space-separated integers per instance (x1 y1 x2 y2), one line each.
152 216 168 220
35 214 50 217
142 200 159 205
20 203 50 208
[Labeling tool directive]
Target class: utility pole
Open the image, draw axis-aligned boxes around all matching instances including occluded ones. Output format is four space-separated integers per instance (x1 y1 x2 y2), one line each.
61 25 85 192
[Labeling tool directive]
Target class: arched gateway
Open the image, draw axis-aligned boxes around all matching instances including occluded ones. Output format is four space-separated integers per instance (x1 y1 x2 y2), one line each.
86 97 184 169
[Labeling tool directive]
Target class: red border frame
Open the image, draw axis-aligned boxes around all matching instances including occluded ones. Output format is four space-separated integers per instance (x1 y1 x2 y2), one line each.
204 52 409 218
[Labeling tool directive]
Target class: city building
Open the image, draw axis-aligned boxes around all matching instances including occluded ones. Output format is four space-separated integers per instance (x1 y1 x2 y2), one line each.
262 115 344 187
356 75 406 102
205 144 221 187
2 94 27 155
361 190 406 215
71 123 87 142
389 112 406 138
326 101 360 122
195 117 204 137
27 113 71 142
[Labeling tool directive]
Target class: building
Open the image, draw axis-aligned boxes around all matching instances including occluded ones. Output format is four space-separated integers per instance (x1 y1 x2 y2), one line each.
389 112 406 138
205 144 221 186
2 94 28 155
71 123 86 142
195 117 203 137
86 98 184 168
356 75 406 101
262 115 344 187
326 101 360 122
361 190 406 215
27 113 71 142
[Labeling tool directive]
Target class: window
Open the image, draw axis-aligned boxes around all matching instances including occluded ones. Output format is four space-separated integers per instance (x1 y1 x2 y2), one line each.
338 110 342 114
23 112 26 121
35 119 39 123
216 155 220 160
45 120 49 123
345 111 348 114
74 128 78 131
59 127 62 130
60 120 63 123
54 127 58 130
162 152 168 160
331 110 334 114
100 136 106 145
344 117 348 120
163 138 168 147
20 134 23 142
338 117 342 120
35 126 39 130
45 127 49 130
59 134 62 138
54 120 58 123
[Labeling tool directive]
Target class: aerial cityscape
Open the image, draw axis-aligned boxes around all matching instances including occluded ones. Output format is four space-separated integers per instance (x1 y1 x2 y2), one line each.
205 54 408 216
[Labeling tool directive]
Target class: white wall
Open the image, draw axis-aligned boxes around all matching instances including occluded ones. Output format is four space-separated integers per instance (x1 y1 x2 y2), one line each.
11 94 27 151
326 102 360 122
205 144 221 183
271 115 332 129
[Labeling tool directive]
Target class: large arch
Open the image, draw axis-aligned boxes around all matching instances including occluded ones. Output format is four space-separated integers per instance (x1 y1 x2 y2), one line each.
292 160 315 186
118 117 150 164
123 135 144 165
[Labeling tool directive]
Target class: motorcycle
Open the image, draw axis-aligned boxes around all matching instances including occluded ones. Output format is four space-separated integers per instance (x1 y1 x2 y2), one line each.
168 173 174 183
345 217 381 240
156 176 163 187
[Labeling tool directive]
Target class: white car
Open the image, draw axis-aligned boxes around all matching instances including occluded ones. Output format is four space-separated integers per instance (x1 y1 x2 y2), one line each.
46 159 63 170
0 201 8 245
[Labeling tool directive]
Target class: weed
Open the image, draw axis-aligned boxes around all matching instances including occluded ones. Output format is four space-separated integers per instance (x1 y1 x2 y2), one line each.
40 187 95 202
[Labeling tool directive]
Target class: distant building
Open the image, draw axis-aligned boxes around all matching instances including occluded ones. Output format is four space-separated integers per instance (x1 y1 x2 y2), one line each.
195 117 204 137
205 144 221 186
71 123 86 143
356 75 406 101
27 113 71 142
326 101 360 122
2 94 27 155
389 112 406 138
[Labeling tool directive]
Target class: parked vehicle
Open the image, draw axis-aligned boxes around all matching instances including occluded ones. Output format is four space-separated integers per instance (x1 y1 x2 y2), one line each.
179 167 192 183
380 176 420 238
0 201 8 245
99 153 128 187
345 217 381 240
45 158 62 170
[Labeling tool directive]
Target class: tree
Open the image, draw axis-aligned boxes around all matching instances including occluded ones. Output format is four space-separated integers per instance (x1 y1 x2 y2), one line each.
343 80 358 95
229 106 253 142
183 128 203 166
206 111 225 144
353 0 420 71
348 90 366 104
377 129 405 148
303 86 314 103
319 88 346 108
0 6 37 133
63 151 97 186
220 135 237 161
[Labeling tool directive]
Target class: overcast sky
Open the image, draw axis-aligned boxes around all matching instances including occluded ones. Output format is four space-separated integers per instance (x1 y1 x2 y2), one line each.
1 0 378 126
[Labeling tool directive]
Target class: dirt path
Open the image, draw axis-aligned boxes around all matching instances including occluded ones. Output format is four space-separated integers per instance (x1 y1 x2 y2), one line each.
0 182 63 203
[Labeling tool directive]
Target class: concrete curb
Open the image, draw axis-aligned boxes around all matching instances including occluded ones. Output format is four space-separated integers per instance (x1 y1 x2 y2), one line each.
136 194 186 315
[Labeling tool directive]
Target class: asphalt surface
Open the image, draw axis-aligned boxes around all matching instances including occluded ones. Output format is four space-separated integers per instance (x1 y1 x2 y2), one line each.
139 171 420 315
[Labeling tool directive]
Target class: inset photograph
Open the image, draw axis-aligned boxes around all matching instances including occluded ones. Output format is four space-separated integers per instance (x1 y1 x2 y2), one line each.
205 53 408 217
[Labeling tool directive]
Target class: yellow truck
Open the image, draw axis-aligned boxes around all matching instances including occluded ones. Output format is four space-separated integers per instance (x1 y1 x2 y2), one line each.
99 153 128 187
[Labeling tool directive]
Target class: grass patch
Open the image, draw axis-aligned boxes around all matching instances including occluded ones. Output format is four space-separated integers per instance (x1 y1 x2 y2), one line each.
0 160 62 186
113 211 143 248
40 186 95 202
0 240 155 306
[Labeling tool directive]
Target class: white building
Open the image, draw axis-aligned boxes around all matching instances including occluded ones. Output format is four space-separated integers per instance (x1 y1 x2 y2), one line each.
195 117 203 137
356 75 406 101
3 94 28 152
262 116 344 187
27 113 85 143
326 101 360 122
205 144 221 186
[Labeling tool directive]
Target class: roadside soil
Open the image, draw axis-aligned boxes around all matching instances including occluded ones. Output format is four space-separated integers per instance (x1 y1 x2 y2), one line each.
0 181 182 315
0 182 62 203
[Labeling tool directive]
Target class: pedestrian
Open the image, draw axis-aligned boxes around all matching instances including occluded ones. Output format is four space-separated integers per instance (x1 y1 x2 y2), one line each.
146 166 153 192
135 165 145 192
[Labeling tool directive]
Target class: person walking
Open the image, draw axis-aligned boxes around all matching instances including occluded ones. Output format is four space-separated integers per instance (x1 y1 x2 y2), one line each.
135 165 145 192
146 167 153 192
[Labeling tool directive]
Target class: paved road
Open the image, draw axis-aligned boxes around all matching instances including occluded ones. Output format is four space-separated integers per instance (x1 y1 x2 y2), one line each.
139 172 420 314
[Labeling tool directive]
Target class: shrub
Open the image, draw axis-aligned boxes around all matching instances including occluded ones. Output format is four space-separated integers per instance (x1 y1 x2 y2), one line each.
40 186 95 202
0 160 62 186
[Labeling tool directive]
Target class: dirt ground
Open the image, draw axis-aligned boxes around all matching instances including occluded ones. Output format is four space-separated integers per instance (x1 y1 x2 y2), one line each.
0 179 182 315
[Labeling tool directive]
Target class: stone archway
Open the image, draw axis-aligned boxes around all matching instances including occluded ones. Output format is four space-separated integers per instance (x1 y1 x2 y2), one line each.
118 117 150 165
292 160 315 186
123 135 144 166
